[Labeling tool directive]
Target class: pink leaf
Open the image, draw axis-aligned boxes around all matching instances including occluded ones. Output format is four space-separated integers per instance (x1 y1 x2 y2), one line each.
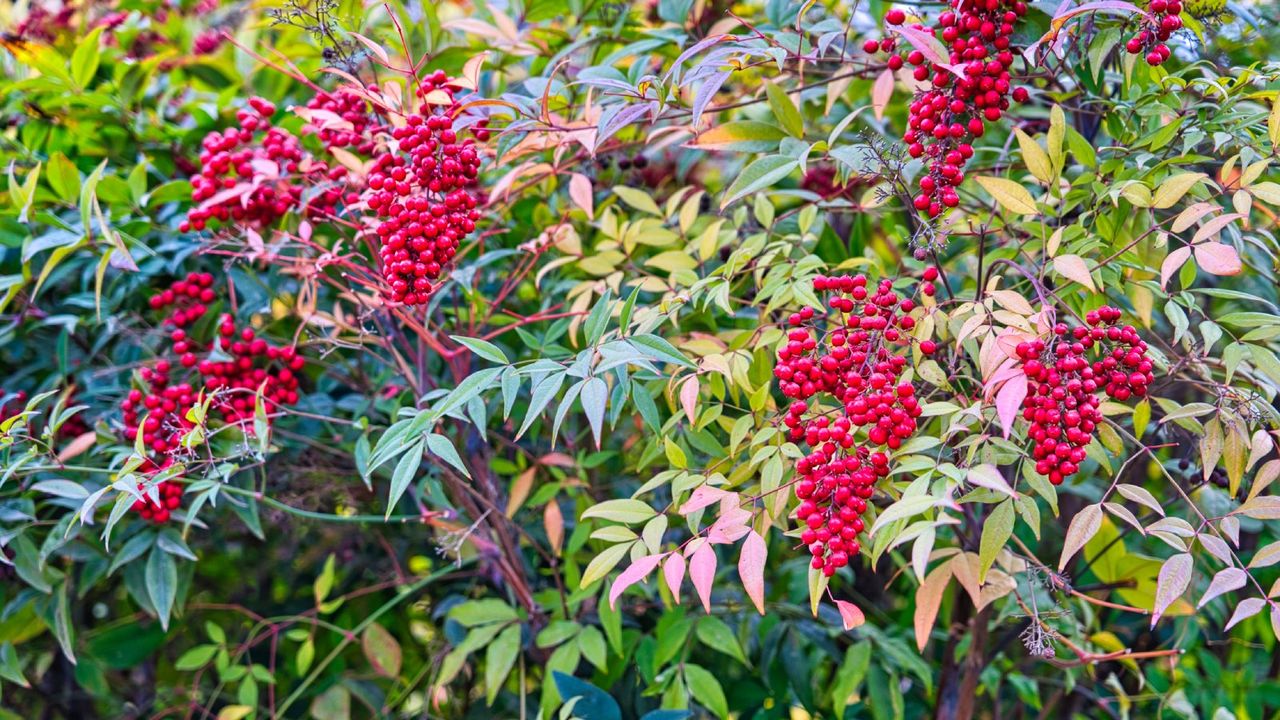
1190 212 1244 245
1198 567 1247 609
1193 242 1242 276
608 553 665 609
1151 553 1193 626
1225 597 1266 631
679 376 700 425
689 542 717 613
835 600 866 630
679 485 730 515
707 501 751 544
569 173 594 220
994 372 1028 439
890 26 955 74
872 69 894 121
1160 246 1191 289
663 552 686 601
738 530 767 614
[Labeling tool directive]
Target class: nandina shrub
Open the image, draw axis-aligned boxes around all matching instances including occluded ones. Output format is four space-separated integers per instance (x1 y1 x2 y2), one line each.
2 1 1280 719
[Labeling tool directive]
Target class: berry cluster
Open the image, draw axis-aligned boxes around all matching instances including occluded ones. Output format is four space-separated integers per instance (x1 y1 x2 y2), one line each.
119 273 307 523
864 3 1030 217
1015 306 1153 485
201 317 304 426
775 269 939 576
182 97 349 233
364 70 484 305
1124 1 1181 66
304 87 382 155
133 478 185 525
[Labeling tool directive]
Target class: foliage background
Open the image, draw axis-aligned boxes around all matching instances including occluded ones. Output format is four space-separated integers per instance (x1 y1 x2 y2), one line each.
2 0 1280 719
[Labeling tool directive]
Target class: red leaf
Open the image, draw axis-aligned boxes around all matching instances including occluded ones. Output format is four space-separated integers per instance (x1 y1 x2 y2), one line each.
608 553 665 608
689 542 717 612
738 530 767 614
835 600 865 630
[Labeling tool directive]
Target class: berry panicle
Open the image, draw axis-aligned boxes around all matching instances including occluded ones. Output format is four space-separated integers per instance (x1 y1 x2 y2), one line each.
121 272 308 523
775 271 938 576
364 70 485 305
864 1 1031 218
1015 306 1154 485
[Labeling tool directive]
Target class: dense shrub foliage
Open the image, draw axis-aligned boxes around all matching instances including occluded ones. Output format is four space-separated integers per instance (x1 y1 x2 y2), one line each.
3 0 1280 718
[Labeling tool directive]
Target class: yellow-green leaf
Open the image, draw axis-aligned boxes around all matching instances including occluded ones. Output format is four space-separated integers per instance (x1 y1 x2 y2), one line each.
1014 129 1053 184
975 176 1038 214
1152 172 1207 209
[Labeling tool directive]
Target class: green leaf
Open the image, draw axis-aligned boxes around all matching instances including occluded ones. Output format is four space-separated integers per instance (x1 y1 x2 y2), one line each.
628 334 694 368
71 27 105 89
518 372 566 438
314 554 336 604
693 120 787 152
425 433 470 478
46 153 80 201
581 377 608 448
386 439 424 517
685 663 729 719
450 336 509 364
720 155 798 209
175 645 218 671
449 599 519 626
584 288 613 345
695 616 748 665
765 82 803 138
296 638 315 675
429 367 502 420
580 542 633 588
978 500 1016 582
582 499 657 524
614 186 663 215
308 685 350 720
485 624 522 704
552 671 622 720
579 625 607 670
145 548 177 630
362 622 403 677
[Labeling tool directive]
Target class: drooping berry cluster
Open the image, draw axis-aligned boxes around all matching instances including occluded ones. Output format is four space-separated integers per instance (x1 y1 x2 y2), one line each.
182 97 349 233
775 269 939 576
119 273 307 523
364 70 484 305
864 3 1030 217
1015 306 1153 485
1124 1 1180 66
